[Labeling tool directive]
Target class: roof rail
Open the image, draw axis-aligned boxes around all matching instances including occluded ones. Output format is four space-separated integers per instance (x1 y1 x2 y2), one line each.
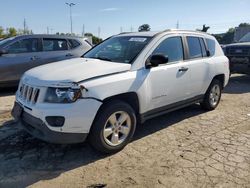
118 32 133 35
161 28 211 35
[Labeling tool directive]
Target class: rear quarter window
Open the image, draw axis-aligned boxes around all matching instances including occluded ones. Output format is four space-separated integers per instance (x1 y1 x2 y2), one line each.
206 38 216 56
68 39 81 49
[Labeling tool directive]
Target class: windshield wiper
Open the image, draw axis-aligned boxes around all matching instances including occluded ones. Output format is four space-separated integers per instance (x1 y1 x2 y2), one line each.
88 56 112 62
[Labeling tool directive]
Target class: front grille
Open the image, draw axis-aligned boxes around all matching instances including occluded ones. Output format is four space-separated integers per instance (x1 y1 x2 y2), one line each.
19 83 40 104
227 46 250 56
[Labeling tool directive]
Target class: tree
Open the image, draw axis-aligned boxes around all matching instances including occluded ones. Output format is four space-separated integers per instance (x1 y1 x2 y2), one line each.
7 27 17 37
213 27 235 44
239 23 250 27
84 33 102 45
0 26 5 38
138 24 151 32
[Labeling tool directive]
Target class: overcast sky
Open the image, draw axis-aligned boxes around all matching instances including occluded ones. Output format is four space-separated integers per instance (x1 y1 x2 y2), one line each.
1 0 250 38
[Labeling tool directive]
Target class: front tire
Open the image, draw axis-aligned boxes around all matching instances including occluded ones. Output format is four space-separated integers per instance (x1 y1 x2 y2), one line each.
200 79 222 110
89 100 136 154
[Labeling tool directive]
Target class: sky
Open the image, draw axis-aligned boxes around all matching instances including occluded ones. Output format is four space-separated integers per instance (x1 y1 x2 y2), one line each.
0 0 250 39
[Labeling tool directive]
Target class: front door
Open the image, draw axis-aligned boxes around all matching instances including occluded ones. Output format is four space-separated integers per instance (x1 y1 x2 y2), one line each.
145 36 191 112
0 38 40 84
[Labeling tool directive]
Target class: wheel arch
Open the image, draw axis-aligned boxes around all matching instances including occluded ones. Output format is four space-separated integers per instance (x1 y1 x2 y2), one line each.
212 74 225 88
102 92 140 115
90 92 141 130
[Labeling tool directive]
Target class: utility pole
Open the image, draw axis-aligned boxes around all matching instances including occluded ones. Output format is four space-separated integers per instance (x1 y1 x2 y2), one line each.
120 27 123 33
47 26 49 34
98 26 101 38
130 26 133 32
176 20 179 29
23 18 27 34
66 2 76 35
82 24 85 37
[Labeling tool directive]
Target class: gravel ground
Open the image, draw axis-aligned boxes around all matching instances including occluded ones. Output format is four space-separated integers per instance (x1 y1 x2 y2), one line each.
0 74 249 188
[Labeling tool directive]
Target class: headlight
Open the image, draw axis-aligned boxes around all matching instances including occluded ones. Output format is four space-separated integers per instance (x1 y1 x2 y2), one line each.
45 87 83 103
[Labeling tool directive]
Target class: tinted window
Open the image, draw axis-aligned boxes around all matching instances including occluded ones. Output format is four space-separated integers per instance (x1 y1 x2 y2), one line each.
187 37 202 59
152 37 183 63
199 38 207 57
84 36 152 64
68 39 81 49
7 38 39 54
43 38 68 51
206 38 216 56
0 37 15 46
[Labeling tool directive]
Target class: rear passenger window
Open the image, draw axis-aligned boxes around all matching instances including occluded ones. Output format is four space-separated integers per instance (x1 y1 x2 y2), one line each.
187 37 202 59
43 38 68 51
152 37 183 63
68 39 81 49
206 39 216 56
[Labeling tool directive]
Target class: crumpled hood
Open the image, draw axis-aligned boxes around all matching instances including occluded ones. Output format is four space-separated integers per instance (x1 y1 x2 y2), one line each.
23 58 131 86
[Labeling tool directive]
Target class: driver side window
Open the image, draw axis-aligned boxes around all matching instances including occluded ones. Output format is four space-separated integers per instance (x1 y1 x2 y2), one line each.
152 37 184 63
7 38 39 54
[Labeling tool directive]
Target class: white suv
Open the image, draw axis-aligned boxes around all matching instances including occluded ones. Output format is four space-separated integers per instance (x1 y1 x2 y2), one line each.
12 30 229 153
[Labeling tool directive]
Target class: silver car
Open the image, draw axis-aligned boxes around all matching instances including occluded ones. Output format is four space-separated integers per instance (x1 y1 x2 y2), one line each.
0 34 92 87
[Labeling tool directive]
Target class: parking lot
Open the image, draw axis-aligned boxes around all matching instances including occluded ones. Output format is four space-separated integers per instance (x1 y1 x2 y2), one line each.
0 74 249 188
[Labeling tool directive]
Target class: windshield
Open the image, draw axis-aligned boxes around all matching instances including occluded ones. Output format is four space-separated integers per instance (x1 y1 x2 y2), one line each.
0 37 15 46
239 33 250 43
83 36 152 64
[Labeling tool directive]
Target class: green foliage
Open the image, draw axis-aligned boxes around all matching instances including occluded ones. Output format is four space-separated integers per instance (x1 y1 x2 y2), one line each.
239 23 250 27
7 27 17 37
138 24 151 32
213 23 250 44
84 33 93 37
0 26 4 38
84 33 102 45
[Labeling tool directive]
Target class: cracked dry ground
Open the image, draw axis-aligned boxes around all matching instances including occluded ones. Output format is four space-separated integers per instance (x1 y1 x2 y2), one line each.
0 74 250 188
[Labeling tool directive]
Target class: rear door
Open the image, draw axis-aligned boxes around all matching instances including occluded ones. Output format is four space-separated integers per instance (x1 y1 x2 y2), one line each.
34 38 71 67
0 38 40 83
184 36 210 97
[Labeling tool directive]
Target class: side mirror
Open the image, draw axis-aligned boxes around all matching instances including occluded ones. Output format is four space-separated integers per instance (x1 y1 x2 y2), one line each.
145 54 168 69
206 50 211 57
0 49 8 56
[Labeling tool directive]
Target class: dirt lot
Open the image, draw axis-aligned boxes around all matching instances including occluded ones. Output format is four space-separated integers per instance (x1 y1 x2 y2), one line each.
0 74 250 188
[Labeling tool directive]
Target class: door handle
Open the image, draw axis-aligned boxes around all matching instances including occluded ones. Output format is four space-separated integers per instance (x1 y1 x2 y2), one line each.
66 53 73 57
30 56 40 61
178 67 189 72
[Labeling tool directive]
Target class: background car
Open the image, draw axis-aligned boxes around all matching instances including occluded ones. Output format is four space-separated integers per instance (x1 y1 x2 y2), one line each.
223 42 250 75
0 34 92 87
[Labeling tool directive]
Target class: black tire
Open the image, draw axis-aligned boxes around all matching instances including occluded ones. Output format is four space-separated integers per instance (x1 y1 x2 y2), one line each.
200 79 222 110
88 100 136 154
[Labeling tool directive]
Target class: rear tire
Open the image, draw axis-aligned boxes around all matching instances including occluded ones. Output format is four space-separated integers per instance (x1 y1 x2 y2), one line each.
200 79 222 110
89 100 136 154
